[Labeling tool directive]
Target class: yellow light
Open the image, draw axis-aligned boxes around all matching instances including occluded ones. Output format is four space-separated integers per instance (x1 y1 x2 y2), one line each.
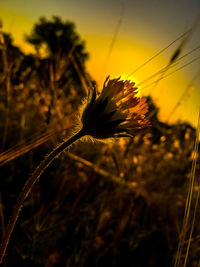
118 74 141 96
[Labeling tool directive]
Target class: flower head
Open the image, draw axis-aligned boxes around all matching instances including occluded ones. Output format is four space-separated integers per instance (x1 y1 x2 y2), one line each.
80 76 149 140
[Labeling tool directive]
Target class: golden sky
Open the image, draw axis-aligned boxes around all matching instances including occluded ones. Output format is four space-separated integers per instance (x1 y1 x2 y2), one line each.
0 0 200 127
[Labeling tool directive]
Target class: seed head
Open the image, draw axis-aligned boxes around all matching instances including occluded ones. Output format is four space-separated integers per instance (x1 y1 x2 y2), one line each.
80 76 149 140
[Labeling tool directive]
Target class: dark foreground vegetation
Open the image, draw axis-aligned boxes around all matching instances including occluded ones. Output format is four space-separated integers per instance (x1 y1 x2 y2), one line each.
0 16 200 266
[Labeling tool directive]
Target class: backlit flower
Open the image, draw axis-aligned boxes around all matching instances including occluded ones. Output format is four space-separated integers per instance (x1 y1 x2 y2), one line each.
81 76 149 140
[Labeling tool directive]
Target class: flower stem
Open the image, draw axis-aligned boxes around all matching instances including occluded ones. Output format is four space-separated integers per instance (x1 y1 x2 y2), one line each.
0 129 85 263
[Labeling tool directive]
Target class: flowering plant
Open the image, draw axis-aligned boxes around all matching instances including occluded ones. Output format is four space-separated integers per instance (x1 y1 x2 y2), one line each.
0 76 149 263
81 76 149 140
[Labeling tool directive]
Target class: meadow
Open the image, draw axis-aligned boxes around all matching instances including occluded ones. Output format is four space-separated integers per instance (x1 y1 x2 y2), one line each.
0 16 200 266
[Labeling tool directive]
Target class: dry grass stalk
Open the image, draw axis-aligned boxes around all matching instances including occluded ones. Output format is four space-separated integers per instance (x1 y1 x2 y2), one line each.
174 111 200 267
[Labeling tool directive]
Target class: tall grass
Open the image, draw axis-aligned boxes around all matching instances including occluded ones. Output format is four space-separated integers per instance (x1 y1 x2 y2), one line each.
174 111 200 267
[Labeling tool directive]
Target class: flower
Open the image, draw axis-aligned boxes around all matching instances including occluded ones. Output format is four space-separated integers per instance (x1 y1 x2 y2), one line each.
80 76 149 140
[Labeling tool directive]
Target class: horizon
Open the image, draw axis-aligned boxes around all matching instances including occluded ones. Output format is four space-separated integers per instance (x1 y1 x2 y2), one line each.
0 0 200 127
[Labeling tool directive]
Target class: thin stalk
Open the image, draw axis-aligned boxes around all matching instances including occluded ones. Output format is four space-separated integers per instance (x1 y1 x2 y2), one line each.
70 54 89 94
0 129 85 264
0 194 5 243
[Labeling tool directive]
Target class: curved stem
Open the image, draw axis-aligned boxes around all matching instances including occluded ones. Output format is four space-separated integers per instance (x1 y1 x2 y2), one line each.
0 129 85 263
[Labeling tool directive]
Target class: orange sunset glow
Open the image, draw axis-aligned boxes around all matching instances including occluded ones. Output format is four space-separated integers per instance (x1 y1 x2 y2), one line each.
1 0 200 126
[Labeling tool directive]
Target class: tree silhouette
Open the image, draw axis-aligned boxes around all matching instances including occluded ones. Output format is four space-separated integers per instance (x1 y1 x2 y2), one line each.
26 16 87 59
25 16 88 79
25 16 90 123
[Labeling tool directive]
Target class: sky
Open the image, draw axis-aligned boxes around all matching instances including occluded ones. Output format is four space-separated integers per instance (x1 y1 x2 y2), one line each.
0 0 200 127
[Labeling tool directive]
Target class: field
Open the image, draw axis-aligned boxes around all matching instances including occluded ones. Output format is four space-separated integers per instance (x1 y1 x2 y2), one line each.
0 14 200 267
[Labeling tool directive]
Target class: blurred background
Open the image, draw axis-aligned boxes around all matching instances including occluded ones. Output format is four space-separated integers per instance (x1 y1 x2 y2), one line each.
0 0 200 266
1 0 200 126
